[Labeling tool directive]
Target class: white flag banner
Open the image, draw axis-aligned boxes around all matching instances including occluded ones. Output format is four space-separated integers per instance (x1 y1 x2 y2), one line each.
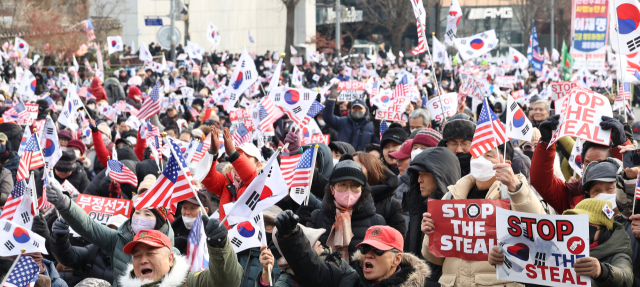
187 41 204 60
568 138 585 177
42 115 62 167
506 94 533 142
267 58 283 93
291 65 303 87
444 0 462 45
0 219 48 256
107 36 124 55
432 35 448 64
14 37 29 55
508 47 529 70
11 178 36 230
57 86 85 131
206 22 221 47
139 40 153 63
290 45 298 55
15 69 36 97
225 48 259 110
454 30 500 61
271 87 316 125
125 115 141 131
611 0 640 55
227 212 267 253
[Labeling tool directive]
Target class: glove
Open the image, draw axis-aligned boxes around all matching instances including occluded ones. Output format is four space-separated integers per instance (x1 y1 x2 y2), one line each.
284 131 301 153
538 115 561 143
46 180 70 211
600 116 627 147
624 123 633 143
296 205 316 226
32 214 50 239
51 217 69 242
205 217 228 248
275 210 299 237
327 85 338 101
109 181 121 198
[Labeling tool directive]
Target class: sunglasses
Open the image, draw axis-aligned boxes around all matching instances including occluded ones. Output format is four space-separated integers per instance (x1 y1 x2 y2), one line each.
358 245 387 256
522 144 536 152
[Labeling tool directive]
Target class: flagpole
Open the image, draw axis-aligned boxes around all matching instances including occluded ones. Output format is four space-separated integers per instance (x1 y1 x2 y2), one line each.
30 171 38 216
161 134 208 216
613 0 628 117
634 174 638 216
304 145 320 206
0 249 25 287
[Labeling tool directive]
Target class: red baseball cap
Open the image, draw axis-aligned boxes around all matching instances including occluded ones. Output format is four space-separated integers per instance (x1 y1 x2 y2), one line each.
389 139 413 160
357 225 404 252
123 230 173 255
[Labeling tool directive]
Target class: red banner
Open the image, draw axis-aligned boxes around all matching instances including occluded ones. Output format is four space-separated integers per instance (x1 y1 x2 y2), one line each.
76 194 133 224
428 198 510 261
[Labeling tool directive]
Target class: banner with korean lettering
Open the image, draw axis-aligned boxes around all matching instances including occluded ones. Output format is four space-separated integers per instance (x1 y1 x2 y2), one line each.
496 208 590 287
427 198 510 261
301 134 329 145
337 81 366 101
570 0 609 70
76 194 133 224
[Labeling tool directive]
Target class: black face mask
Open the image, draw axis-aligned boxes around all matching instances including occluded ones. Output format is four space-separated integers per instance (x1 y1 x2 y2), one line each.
523 150 534 160
456 153 472 170
588 226 598 245
589 225 611 245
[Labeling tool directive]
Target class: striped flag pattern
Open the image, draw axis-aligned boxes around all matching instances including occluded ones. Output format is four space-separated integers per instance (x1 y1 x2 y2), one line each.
410 20 427 56
470 99 506 158
107 159 138 187
380 118 389 138
300 101 324 127
17 134 44 182
0 181 27 221
82 19 96 41
635 174 640 200
137 82 162 121
232 124 252 146
258 96 283 132
281 146 316 188
392 75 410 99
2 102 28 123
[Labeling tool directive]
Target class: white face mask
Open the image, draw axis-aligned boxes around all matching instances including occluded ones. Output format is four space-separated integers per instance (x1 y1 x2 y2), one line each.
594 193 617 210
333 158 340 166
470 156 496 182
183 216 197 229
411 149 424 160
131 217 156 234
317 119 326 127
55 105 63 111
74 150 81 158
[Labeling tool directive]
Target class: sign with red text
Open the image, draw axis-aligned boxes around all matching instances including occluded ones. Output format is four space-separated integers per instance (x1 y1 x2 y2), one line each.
427 93 457 123
549 88 612 146
427 198 511 261
375 96 410 122
554 95 570 115
511 90 524 101
550 82 578 101
17 103 38 126
495 76 516 88
229 109 249 123
76 194 133 224
301 134 329 145
496 208 590 287
337 81 366 101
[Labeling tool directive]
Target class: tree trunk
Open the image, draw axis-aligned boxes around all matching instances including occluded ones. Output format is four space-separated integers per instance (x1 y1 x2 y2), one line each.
284 1 296 70
391 26 403 62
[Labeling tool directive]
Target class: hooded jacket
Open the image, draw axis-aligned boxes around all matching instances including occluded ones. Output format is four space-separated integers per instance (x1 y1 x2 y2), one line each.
50 233 114 286
274 227 430 287
589 221 634 287
58 200 179 287
302 143 333 179
421 173 546 287
405 147 461 258
88 77 108 103
322 100 380 151
104 77 126 104
371 168 405 236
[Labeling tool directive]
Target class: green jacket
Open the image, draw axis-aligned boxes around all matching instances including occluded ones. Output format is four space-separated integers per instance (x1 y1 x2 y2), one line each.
590 221 634 287
118 240 243 287
59 201 178 287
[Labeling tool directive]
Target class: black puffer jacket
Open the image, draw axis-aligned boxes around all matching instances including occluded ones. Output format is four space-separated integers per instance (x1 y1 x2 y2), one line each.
171 216 191 255
135 158 164 184
55 164 91 194
50 234 113 286
308 185 385 258
84 159 138 199
371 168 405 236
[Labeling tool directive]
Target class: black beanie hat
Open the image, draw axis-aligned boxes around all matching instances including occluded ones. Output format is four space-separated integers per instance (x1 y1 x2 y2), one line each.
329 154 368 186
380 127 408 148
441 119 477 142
54 148 77 173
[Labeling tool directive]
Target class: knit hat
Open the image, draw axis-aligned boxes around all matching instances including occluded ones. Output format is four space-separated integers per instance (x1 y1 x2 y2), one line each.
58 130 72 141
329 155 367 186
563 198 615 230
97 122 112 140
263 205 283 227
530 128 541 143
54 148 77 173
147 207 169 229
0 133 7 142
412 128 442 148
66 139 86 155
581 159 619 192
138 174 157 193
191 129 204 139
440 119 476 143
380 127 408 148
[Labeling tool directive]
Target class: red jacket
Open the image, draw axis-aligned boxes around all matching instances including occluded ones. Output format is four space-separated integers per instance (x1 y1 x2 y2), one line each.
135 129 146 161
92 129 112 168
201 151 258 228
87 77 108 102
530 140 629 214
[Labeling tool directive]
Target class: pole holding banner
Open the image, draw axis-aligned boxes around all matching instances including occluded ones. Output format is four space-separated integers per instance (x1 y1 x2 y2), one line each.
613 0 628 117
304 145 320 206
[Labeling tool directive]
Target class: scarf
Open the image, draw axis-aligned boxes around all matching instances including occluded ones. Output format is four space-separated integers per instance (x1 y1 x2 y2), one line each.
230 169 242 191
326 203 354 262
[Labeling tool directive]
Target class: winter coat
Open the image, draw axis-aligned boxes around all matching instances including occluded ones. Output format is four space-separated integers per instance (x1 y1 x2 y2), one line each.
58 200 179 287
42 258 68 287
36 163 90 197
616 216 640 287
395 172 411 245
274 227 430 287
87 77 108 103
118 240 243 287
307 186 386 257
589 221 634 287
0 123 24 151
321 100 380 151
50 233 113 285
0 167 13 206
104 77 126 104
171 216 191 255
511 149 531 183
405 148 460 259
201 151 258 226
135 158 163 183
83 159 138 199
238 246 281 287
302 143 333 180
422 173 545 287
371 168 405 236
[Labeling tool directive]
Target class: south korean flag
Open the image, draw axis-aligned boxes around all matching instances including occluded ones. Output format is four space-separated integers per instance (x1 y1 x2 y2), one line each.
227 212 267 253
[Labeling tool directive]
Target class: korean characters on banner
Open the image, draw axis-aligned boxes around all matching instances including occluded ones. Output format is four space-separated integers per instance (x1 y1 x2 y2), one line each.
375 96 410 122
76 194 133 224
427 199 511 261
337 81 366 102
426 93 458 123
496 208 591 287
550 82 578 101
549 87 612 146
301 134 330 145
494 76 516 89
229 109 252 131
570 0 609 70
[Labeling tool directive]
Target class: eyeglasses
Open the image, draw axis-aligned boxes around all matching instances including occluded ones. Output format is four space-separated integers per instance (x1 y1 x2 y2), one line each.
358 245 387 256
446 141 471 150
522 143 536 152
334 182 362 192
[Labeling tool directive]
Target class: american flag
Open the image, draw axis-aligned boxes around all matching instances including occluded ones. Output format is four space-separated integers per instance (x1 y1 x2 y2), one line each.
371 79 379 99
411 20 427 56
532 47 544 62
17 134 44 182
300 101 324 127
186 212 209 271
142 120 160 139
134 151 192 211
380 118 389 138
82 19 96 42
232 124 252 146
188 106 200 118
470 99 506 158
258 96 283 132
107 159 138 187
2 102 28 123
1 254 40 287
392 75 410 99
0 181 27 221
115 100 127 113
281 146 316 188
125 103 139 116
191 133 211 163
635 174 640 200
137 82 162 121
38 169 54 210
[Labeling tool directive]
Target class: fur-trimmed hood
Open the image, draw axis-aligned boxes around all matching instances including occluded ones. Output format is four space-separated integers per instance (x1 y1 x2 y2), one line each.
352 250 431 287
118 254 189 287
